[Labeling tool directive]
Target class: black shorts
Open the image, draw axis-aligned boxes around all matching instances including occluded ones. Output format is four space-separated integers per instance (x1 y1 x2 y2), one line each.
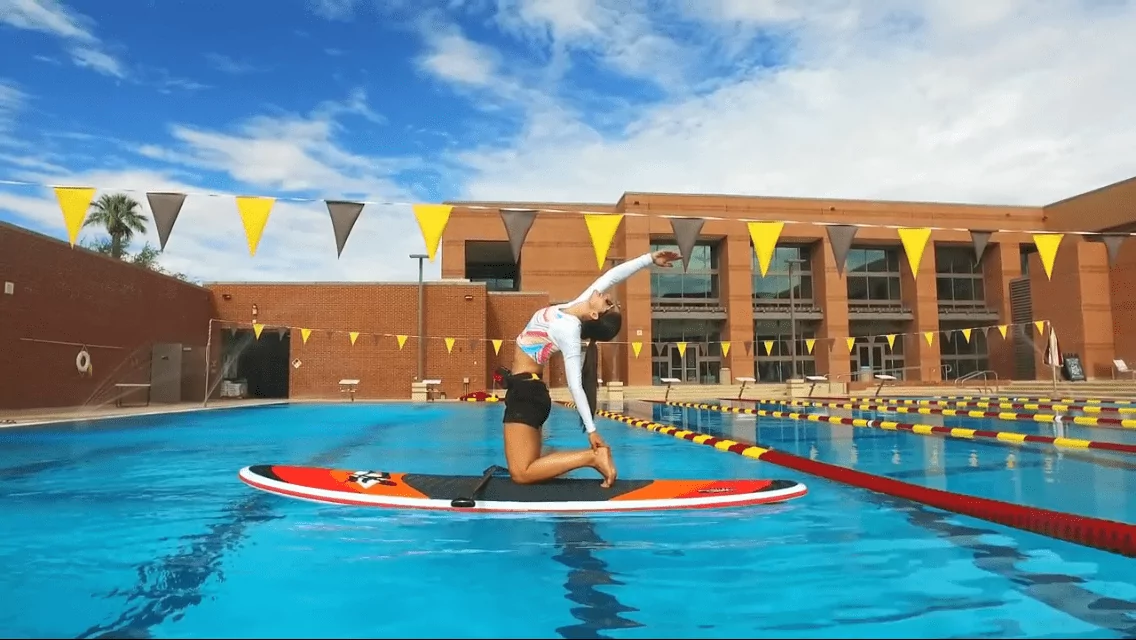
502 373 551 429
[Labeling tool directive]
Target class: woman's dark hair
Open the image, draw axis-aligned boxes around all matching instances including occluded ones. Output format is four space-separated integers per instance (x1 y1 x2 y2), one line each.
580 311 621 421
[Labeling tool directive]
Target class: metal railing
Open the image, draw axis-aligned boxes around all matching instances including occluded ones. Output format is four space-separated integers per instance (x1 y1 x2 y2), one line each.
954 369 1000 394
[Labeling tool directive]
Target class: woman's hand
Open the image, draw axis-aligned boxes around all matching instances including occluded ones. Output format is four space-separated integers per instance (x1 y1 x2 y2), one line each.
588 431 609 451
652 250 681 267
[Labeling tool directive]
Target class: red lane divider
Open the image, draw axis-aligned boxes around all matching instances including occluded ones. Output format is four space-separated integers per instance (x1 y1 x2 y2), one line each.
663 401 1136 456
566 402 1136 558
723 398 1136 430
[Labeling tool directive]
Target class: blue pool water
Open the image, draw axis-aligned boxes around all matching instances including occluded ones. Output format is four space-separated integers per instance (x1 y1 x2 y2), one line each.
1 401 1135 639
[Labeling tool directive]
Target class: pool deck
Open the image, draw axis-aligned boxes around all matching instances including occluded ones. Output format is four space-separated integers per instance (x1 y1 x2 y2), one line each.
0 399 289 428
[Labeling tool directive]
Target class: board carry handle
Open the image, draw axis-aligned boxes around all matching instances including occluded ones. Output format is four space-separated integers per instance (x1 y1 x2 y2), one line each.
451 465 508 508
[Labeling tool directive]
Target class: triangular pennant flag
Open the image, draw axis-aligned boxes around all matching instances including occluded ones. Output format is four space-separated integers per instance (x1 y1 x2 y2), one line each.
826 225 858 276
412 204 453 262
444 337 455 353
720 341 731 358
669 217 706 273
747 221 784 277
962 328 972 343
583 213 624 269
349 331 359 345
469 338 479 352
1032 233 1064 280
300 328 312 344
54 186 96 247
846 337 856 353
886 334 896 350
980 326 991 339
923 331 935 346
1034 320 1046 335
146 192 186 251
277 327 287 338
763 340 775 355
744 341 753 355
326 200 365 258
970 230 993 264
253 323 264 339
492 339 503 355
897 228 933 276
1092 233 1127 268
235 196 274 256
998 325 1008 339
372 334 381 346
677 341 687 358
397 335 408 349
631 341 643 358
499 209 538 264
805 338 816 354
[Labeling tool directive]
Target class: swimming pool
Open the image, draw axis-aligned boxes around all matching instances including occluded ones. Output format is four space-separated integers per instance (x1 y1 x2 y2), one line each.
1 401 1134 638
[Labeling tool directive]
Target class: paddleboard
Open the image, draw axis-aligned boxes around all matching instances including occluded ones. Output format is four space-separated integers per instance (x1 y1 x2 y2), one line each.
238 464 807 512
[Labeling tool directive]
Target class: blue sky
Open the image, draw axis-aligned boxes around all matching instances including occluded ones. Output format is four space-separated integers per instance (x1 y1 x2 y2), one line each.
1 0 1135 283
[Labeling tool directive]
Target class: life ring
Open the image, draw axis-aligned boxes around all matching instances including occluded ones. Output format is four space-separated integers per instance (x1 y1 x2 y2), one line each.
76 349 92 375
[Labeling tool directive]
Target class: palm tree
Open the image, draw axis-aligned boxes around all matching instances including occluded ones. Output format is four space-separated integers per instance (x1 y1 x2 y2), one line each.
82 193 148 259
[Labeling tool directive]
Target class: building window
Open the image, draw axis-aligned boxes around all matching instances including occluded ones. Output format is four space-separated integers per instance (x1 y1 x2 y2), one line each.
939 321 989 380
846 247 902 304
753 245 813 303
650 242 719 304
464 240 519 292
847 321 908 379
936 246 985 305
651 319 723 384
753 319 818 382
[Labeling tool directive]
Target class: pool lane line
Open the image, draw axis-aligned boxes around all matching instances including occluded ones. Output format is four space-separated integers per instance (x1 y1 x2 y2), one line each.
664 401 1136 456
559 402 1136 558
867 395 1136 406
727 398 1136 430
784 396 1136 415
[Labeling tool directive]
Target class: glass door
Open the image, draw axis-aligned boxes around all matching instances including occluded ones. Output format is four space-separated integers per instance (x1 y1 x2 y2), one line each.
855 342 886 372
667 343 700 382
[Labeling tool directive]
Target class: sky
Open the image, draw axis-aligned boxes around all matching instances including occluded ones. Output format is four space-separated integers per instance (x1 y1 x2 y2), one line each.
1 0 1135 284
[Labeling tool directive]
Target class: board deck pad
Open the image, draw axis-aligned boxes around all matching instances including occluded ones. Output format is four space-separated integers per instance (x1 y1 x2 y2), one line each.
239 464 808 512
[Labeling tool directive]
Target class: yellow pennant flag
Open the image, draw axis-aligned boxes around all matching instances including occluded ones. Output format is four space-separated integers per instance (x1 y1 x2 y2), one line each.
962 328 972 343
235 196 274 256
676 341 687 358
805 338 816 354
397 335 408 349
997 325 1008 339
720 341 731 358
923 331 935 346
763 340 775 355
253 323 264 339
300 328 312 344
846 337 856 353
886 334 896 350
412 204 453 262
747 221 784 277
1032 233 1064 280
349 331 359 345
631 341 643 358
444 337 455 353
54 186 96 247
583 213 624 269
492 339 502 355
1034 320 1046 335
897 227 933 277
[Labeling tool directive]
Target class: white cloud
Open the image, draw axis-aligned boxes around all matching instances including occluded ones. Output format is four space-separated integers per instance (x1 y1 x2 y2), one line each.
0 0 127 78
417 28 501 87
448 0 1136 207
306 0 361 20
204 53 266 75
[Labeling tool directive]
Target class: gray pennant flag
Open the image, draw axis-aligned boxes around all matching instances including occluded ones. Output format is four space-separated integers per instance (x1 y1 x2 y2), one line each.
1094 233 1127 267
146 192 187 251
668 217 706 272
499 209 538 264
970 230 993 264
326 200 365 258
825 225 858 276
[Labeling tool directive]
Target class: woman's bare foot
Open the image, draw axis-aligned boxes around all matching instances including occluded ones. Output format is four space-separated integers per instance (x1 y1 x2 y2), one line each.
593 447 617 488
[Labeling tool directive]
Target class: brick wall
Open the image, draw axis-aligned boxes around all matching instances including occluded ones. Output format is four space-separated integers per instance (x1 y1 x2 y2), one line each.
0 222 215 410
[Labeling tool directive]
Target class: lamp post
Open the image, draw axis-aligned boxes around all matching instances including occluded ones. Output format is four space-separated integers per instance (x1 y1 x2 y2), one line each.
410 253 427 381
605 256 624 383
786 258 808 380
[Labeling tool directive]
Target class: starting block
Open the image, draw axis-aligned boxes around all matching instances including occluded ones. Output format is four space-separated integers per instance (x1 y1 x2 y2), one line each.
339 379 360 401
660 377 681 402
734 376 756 399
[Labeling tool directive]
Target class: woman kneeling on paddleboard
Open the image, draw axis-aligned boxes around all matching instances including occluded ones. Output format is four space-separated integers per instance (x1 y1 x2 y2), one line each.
501 249 681 488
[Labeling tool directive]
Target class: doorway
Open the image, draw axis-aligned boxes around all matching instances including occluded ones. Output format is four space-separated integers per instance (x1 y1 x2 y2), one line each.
665 343 700 382
855 342 886 374
225 328 291 399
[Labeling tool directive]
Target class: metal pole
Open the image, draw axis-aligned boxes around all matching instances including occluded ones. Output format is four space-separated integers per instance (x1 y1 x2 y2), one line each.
411 253 427 381
202 318 213 407
787 260 798 380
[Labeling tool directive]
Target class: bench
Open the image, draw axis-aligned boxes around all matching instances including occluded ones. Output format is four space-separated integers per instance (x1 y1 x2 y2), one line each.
339 379 360 401
423 379 443 401
114 383 151 408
